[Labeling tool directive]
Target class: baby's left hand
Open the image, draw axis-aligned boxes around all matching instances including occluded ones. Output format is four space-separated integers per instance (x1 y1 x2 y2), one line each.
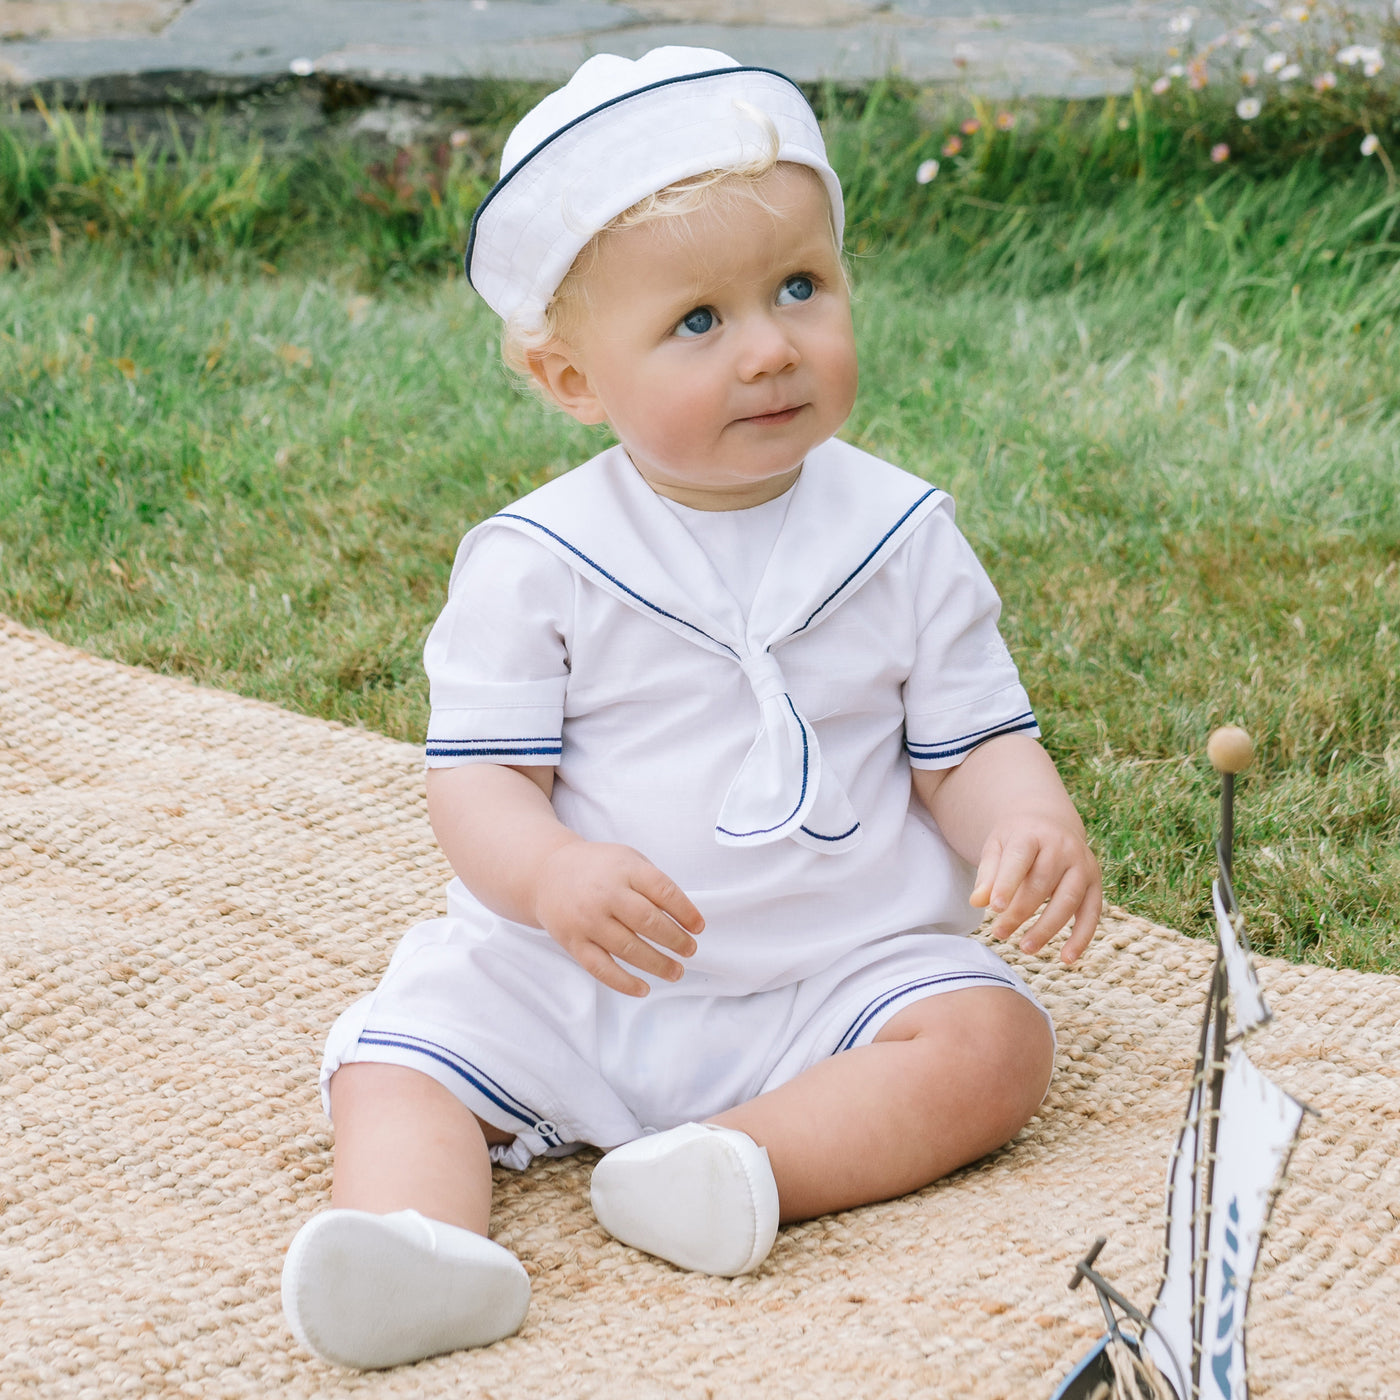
970 813 1102 964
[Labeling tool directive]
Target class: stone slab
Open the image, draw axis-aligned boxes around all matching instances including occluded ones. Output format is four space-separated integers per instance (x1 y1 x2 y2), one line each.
7 0 1394 105
0 0 1197 102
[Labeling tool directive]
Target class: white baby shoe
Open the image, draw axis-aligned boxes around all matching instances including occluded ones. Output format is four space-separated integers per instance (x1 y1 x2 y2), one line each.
589 1122 779 1277
281 1208 530 1369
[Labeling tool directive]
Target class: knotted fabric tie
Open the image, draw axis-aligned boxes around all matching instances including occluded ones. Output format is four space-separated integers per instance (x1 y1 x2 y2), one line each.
714 651 862 853
482 439 942 856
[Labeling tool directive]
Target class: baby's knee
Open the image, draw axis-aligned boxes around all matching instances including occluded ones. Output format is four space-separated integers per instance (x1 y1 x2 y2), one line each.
985 991 1055 1084
891 989 1054 1130
977 1004 1055 1129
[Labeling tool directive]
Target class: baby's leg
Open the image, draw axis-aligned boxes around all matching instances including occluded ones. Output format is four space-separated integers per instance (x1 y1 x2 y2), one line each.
283 1064 530 1368
711 986 1053 1222
588 987 1051 1273
328 1063 512 1231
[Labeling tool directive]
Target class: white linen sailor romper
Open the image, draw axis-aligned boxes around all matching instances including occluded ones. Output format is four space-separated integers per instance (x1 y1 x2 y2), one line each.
321 437 1050 1168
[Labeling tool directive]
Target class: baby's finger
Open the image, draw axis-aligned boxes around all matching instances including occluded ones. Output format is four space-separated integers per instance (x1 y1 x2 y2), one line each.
603 918 687 983
573 940 651 998
1058 886 1103 965
985 835 1040 926
630 863 705 936
1015 869 1089 955
616 888 698 959
970 838 1003 910
984 840 1049 940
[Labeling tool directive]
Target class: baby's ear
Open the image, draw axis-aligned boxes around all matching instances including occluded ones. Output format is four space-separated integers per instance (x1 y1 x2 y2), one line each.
526 344 607 426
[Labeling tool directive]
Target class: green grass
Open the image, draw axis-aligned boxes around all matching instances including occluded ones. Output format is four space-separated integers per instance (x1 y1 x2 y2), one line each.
5 66 1399 282
1 93 1398 973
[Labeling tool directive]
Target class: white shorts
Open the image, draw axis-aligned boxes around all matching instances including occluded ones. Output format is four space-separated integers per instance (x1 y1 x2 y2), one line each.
320 920 1050 1170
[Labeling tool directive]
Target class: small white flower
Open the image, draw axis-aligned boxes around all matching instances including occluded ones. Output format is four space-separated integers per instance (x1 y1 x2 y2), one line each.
1169 13 1194 33
1234 29 1254 48
1361 133 1380 156
916 158 940 184
1168 63 1186 77
1313 70 1337 91
1263 51 1287 73
289 56 315 77
1236 96 1262 119
1152 74 1172 94
1341 45 1384 76
1278 62 1302 81
1282 4 1309 20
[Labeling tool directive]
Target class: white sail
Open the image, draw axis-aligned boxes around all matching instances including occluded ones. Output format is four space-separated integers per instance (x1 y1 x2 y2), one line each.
1213 881 1271 1034
1144 1023 1212 1399
1059 812 1304 1400
1196 1049 1304 1400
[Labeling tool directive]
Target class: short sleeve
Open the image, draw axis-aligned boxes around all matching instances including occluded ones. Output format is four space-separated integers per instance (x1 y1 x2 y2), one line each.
422 526 572 767
901 501 1039 769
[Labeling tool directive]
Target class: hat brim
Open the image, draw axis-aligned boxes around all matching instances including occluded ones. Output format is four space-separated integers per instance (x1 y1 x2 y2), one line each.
466 66 844 330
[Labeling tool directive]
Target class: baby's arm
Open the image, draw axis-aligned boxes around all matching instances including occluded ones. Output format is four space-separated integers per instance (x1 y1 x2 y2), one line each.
913 733 1102 964
425 763 704 997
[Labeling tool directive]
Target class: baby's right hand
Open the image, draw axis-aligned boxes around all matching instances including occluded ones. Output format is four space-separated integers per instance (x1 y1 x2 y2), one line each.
532 840 704 997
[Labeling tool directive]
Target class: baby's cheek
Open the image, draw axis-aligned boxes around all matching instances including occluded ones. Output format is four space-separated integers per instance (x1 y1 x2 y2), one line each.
616 391 717 476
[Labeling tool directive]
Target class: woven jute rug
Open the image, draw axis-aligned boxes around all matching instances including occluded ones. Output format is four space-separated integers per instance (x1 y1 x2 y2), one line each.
2 614 1396 1400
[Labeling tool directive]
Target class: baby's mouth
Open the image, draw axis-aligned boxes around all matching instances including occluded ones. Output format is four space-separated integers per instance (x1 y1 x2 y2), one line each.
738 404 803 426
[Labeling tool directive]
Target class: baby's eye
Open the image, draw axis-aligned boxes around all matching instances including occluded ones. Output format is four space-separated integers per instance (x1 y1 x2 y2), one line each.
674 307 716 338
776 275 815 305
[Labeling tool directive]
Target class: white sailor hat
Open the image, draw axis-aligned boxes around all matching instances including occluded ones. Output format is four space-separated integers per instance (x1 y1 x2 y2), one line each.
465 46 844 331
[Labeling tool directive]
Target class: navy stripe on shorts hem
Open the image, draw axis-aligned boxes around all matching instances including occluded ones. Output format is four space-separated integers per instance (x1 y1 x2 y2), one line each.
357 1029 564 1147
835 971 1018 1052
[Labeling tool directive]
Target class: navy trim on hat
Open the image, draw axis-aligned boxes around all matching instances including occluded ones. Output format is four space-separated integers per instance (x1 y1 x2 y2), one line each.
464 65 807 292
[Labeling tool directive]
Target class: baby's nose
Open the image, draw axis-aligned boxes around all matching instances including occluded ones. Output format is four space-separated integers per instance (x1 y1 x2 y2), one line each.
736 316 800 379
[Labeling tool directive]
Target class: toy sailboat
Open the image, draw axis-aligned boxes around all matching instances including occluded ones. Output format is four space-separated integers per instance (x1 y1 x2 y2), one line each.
1051 728 1307 1400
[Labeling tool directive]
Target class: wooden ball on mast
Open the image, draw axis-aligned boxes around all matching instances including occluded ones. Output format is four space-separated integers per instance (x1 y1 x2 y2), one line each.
1208 726 1254 887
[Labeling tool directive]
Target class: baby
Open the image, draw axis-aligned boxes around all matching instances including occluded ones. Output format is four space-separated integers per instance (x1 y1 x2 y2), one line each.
281 46 1102 1370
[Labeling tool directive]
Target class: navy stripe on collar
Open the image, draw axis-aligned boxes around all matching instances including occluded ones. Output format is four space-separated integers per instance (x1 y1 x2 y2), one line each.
495 511 739 656
791 489 936 636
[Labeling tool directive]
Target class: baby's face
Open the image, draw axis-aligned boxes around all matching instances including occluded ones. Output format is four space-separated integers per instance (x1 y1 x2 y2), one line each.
550 164 857 510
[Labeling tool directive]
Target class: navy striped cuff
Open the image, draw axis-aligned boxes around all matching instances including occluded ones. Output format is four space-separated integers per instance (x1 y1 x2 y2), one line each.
905 711 1038 764
425 737 562 760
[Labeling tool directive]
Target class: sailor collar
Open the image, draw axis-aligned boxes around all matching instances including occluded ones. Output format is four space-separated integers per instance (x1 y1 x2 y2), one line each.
483 438 944 854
